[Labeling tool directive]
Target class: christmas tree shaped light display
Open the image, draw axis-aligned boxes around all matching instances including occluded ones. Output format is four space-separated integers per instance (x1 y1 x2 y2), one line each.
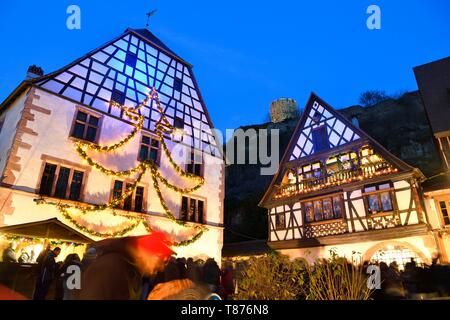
36 88 207 247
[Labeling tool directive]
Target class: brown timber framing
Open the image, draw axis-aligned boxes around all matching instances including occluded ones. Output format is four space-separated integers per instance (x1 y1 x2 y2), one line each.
269 223 431 250
269 182 421 241
259 92 424 208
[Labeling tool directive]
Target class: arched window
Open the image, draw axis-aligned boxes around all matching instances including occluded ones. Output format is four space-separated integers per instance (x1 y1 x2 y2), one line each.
369 244 424 270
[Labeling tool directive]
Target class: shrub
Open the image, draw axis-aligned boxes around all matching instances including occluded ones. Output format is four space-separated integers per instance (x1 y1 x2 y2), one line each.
233 253 307 300
233 250 373 300
302 250 373 300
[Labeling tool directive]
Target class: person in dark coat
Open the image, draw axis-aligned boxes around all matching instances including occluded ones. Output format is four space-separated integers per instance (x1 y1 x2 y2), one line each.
220 262 235 300
2 242 17 263
36 244 51 267
203 258 220 292
177 258 187 279
32 247 61 300
80 247 97 271
186 258 202 283
164 257 181 282
77 232 177 300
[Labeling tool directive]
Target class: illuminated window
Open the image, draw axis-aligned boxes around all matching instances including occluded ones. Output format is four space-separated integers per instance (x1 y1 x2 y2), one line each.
138 135 160 164
303 195 344 223
186 150 203 177
71 110 100 143
312 126 329 152
274 209 285 230
112 180 145 213
438 201 450 225
39 163 85 201
181 196 205 223
364 183 394 214
370 245 423 270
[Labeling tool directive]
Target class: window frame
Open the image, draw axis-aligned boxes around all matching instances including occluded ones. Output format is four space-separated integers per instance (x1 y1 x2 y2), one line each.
137 134 161 165
186 150 204 177
110 179 147 213
311 125 330 153
69 107 103 144
434 196 450 226
180 196 206 224
37 159 88 202
301 193 346 224
362 182 395 215
274 209 286 230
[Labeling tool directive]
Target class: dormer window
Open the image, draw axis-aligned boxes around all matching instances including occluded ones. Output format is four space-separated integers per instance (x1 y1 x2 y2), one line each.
174 77 183 92
312 126 330 152
312 111 322 123
174 116 184 129
125 52 137 68
111 89 125 105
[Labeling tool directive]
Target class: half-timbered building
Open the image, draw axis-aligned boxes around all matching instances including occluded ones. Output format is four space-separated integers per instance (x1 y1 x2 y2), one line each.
0 28 224 262
260 93 440 268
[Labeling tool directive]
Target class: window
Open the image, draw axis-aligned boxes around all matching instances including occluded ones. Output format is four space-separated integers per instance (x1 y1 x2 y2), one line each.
138 135 160 164
174 116 184 129
180 196 205 223
186 151 203 177
364 183 394 214
111 89 126 105
438 201 450 225
174 77 183 92
112 180 145 213
312 126 330 152
275 211 285 230
39 163 84 201
39 164 57 196
125 53 137 68
71 110 100 143
303 195 344 223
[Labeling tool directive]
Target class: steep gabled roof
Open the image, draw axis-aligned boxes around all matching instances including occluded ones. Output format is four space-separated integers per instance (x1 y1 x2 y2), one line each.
0 28 221 158
259 92 422 207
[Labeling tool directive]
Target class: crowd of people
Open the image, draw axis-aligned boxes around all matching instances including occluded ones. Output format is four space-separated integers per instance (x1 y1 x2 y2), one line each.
1 237 236 300
365 258 450 299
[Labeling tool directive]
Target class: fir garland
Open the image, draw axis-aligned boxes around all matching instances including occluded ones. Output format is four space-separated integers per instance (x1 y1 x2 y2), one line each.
34 88 208 245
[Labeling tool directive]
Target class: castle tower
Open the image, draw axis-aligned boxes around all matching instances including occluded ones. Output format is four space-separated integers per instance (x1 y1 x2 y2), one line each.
270 98 298 123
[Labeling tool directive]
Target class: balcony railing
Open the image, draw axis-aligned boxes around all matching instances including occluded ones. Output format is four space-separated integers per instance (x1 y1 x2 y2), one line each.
274 161 397 199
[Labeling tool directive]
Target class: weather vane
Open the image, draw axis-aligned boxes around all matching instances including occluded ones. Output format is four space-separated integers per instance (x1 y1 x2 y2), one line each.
146 9 158 28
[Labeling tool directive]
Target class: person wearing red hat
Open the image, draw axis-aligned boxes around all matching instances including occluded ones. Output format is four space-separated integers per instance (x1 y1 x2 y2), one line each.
77 231 193 300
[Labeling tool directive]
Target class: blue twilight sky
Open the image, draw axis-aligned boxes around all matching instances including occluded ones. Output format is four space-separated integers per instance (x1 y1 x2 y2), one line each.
0 0 449 133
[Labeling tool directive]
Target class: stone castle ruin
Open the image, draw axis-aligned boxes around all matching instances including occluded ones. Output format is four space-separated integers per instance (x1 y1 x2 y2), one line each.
270 98 298 123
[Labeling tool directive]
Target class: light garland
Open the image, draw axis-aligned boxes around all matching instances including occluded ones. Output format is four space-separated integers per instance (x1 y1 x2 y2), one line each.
77 104 146 153
275 166 398 199
34 87 208 246
58 203 141 238
2 234 85 247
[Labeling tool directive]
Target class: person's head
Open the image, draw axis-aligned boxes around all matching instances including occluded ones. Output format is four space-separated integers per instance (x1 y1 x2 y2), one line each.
83 247 97 260
127 231 175 277
53 247 61 257
9 242 17 251
187 257 194 265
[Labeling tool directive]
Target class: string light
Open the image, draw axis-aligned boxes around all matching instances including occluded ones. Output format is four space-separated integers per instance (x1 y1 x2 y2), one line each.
275 164 398 199
35 87 208 245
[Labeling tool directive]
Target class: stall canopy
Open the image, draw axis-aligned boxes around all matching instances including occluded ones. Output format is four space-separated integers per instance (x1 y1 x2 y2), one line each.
0 218 93 243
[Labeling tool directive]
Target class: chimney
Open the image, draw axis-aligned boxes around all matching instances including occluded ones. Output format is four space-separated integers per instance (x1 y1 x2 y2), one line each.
25 65 44 80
